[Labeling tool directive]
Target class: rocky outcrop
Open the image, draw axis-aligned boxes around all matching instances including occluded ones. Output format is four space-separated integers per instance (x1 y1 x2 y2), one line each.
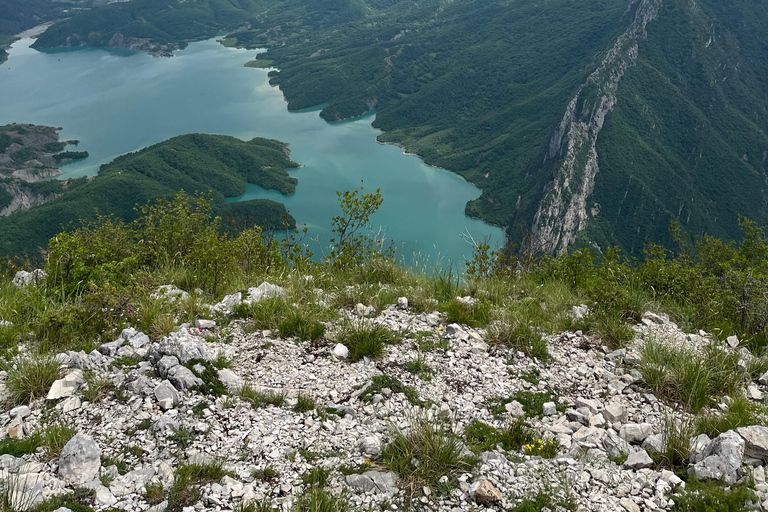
0 183 61 217
1 288 767 511
532 0 663 254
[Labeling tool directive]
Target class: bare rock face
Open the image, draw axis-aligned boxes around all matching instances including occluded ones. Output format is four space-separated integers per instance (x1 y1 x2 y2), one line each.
59 434 101 486
469 479 502 505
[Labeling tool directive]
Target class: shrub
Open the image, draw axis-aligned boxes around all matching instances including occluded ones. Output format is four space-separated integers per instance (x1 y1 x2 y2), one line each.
381 415 476 497
3 354 60 404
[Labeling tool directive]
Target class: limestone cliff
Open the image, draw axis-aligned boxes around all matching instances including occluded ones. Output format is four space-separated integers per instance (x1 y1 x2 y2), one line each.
531 0 663 254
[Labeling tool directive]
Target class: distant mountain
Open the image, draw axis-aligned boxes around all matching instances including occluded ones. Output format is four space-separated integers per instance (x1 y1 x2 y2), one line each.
0 134 299 258
27 0 768 255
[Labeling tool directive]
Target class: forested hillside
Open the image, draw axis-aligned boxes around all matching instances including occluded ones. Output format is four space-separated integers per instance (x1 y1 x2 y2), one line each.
24 0 768 256
0 134 299 258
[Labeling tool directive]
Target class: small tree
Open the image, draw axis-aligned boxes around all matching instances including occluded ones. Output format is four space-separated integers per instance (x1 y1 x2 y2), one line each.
327 183 392 268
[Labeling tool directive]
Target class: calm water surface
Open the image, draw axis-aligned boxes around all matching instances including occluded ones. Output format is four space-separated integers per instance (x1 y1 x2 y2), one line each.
0 37 503 265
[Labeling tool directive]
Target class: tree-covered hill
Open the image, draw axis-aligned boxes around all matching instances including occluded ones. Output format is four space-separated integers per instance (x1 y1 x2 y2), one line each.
25 0 768 256
0 134 299 258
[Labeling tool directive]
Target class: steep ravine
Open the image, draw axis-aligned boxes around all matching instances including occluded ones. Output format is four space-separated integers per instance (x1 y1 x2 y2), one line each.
531 0 664 255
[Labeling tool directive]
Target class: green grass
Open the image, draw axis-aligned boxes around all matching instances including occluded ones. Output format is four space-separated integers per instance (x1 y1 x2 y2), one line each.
40 422 76 459
403 354 434 381
169 427 196 449
488 391 560 418
441 298 490 327
240 384 287 408
693 395 767 438
81 370 114 403
293 393 316 413
487 321 550 362
381 415 477 497
338 320 401 362
0 433 43 457
301 467 330 488
639 340 743 412
291 488 349 512
167 461 233 512
464 419 537 453
670 478 756 512
3 354 60 404
358 375 421 406
252 466 280 482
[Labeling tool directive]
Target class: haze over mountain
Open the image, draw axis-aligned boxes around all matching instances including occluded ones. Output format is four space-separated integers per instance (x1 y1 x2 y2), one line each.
7 0 768 256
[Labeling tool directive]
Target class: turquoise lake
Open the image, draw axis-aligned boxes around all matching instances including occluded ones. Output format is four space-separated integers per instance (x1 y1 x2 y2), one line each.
0 37 504 266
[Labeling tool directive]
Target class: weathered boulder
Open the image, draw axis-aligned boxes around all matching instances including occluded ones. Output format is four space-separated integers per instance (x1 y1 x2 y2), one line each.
217 369 243 393
624 450 654 470
59 434 101 486
690 430 744 484
737 425 768 460
47 370 83 400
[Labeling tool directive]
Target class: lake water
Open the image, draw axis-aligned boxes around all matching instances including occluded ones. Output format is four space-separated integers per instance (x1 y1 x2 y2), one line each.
0 37 504 266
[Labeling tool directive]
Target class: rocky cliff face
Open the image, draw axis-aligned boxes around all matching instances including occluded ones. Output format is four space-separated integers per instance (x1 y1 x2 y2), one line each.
0 182 61 217
532 0 663 254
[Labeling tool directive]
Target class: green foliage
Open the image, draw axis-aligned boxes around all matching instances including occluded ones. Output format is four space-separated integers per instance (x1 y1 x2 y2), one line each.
167 461 233 512
81 370 114 403
693 396 767 439
0 135 297 259
3 354 60 404
0 433 43 457
252 466 280 482
464 419 536 454
442 298 490 328
169 427 196 449
488 391 560 418
639 340 743 412
327 184 392 269
358 374 420 406
487 321 549 362
338 320 401 362
293 393 316 413
381 415 477 496
523 438 558 458
670 478 756 512
240 384 287 408
291 488 349 512
40 422 76 459
402 354 434 381
301 467 330 488
186 359 227 397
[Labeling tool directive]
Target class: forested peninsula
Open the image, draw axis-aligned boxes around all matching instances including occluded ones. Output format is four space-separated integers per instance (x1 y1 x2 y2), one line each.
0 134 299 258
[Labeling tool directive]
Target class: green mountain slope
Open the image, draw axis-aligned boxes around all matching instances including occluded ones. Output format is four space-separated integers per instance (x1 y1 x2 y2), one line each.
0 134 299 258
25 0 768 255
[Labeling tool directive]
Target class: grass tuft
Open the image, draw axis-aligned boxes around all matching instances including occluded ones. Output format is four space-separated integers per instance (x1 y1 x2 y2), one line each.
381 415 477 497
338 320 400 362
3 354 60 404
